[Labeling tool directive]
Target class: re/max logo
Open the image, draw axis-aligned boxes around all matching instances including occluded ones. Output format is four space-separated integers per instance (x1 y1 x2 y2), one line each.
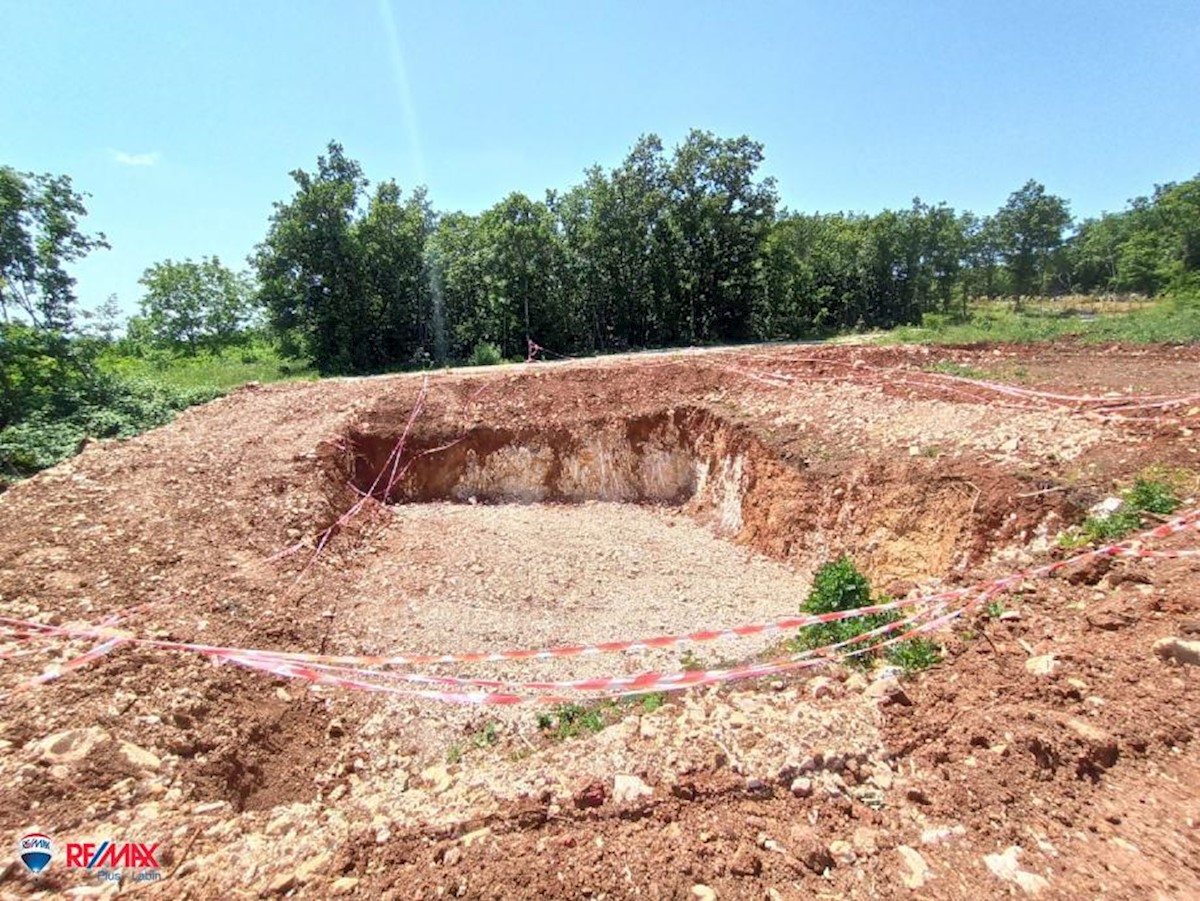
65 841 159 869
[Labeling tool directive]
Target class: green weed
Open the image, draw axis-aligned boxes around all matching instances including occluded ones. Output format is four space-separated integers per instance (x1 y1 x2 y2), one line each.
1060 475 1181 547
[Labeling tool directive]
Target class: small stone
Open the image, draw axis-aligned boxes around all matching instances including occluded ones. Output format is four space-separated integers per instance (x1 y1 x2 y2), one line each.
613 774 653 804
864 676 911 706
330 877 359 895
1024 654 1058 677
461 827 492 847
920 824 966 846
36 727 111 765
869 762 893 790
789 824 833 874
574 781 606 809
420 765 453 794
984 846 1049 895
262 872 296 896
897 845 932 889
790 776 814 798
808 676 838 699
441 846 462 866
691 885 717 901
1065 718 1119 771
729 845 762 876
851 826 880 856
828 840 856 865
118 741 162 772
296 851 332 883
1153 636 1200 667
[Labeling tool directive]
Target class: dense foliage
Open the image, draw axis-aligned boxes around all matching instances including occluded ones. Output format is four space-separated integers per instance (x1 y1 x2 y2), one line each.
252 136 1200 373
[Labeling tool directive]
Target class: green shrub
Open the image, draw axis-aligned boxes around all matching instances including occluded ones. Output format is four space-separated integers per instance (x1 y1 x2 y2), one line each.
789 556 941 673
467 341 503 367
0 370 220 478
789 556 896 670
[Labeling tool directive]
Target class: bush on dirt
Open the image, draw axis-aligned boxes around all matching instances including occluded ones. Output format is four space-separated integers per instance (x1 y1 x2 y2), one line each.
789 556 941 674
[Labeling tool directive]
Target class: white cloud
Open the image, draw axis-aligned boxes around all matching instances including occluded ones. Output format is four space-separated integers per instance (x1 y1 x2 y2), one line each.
109 149 160 167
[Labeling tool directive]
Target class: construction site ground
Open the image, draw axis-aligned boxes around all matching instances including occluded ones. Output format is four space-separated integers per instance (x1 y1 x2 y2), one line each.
1 341 1198 900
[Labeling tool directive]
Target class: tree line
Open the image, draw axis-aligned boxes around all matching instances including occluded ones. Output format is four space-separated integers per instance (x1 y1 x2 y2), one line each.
4 131 1199 378
249 134 1200 372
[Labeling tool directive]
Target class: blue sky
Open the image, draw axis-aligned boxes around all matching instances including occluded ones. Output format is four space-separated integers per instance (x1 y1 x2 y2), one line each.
3 0 1198 315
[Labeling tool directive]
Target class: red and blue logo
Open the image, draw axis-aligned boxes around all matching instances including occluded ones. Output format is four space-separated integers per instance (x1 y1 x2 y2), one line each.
17 833 54 874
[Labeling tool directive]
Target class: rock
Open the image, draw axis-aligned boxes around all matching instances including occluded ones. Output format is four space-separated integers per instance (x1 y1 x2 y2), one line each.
1153 636 1200 667
420 765 453 794
1065 718 1119 771
639 716 659 739
808 676 838 699
920 824 966 846
828 840 856 866
1064 556 1111 586
612 774 653 804
852 826 881 857
36 727 111 764
1024 654 1058 677
984 846 1049 895
574 780 607 809
441 846 462 867
461 827 492 847
1000 436 1020 453
118 741 162 772
330 877 360 895
690 885 717 901
789 824 833 874
729 845 762 876
790 776 813 798
296 851 332 883
897 845 932 889
868 762 893 790
1086 609 1135 631
864 676 912 706
261 872 296 896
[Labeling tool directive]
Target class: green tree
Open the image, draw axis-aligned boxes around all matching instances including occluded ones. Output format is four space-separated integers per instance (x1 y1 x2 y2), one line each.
137 257 255 353
1 166 109 329
253 142 369 373
992 180 1073 296
254 142 433 373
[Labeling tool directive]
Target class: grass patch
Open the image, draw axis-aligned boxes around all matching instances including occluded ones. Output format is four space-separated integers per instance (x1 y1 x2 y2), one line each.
99 342 316 392
881 291 1200 346
1059 475 1182 548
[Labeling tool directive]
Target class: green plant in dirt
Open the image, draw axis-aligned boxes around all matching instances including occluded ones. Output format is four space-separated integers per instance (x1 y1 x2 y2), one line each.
1060 475 1181 547
446 743 463 765
638 692 667 713
984 599 1006 619
886 637 941 673
787 556 898 671
679 649 705 671
472 721 499 748
927 361 988 379
537 702 612 741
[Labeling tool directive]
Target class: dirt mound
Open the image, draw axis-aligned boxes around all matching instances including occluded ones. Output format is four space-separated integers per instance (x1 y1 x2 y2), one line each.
0 342 1198 899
